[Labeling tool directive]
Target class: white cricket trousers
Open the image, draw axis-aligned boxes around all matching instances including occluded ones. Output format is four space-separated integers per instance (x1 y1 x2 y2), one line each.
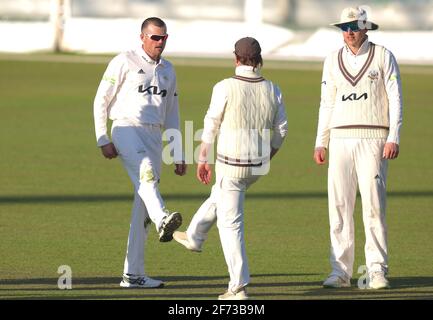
111 119 168 276
328 136 389 279
186 171 259 292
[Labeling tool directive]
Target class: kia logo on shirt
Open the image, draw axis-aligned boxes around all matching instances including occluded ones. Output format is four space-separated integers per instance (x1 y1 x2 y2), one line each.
342 92 368 101
138 85 167 97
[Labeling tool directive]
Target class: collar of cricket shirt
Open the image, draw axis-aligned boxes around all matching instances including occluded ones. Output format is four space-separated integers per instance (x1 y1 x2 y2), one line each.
344 36 370 57
138 46 165 66
235 65 262 78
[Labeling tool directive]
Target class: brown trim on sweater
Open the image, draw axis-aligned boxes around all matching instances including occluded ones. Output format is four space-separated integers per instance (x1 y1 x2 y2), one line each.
216 153 263 167
232 75 265 83
334 125 389 130
338 43 375 87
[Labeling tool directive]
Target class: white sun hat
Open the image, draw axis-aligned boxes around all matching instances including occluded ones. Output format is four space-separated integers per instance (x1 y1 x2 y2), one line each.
331 7 379 30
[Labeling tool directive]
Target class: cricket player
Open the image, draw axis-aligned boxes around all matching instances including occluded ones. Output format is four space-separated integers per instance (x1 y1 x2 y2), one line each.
173 37 288 300
93 17 186 288
313 7 403 289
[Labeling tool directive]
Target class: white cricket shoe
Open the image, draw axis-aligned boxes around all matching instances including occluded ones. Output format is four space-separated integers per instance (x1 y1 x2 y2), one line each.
368 272 391 289
218 287 249 300
173 231 202 252
120 274 164 288
323 275 351 288
159 212 182 242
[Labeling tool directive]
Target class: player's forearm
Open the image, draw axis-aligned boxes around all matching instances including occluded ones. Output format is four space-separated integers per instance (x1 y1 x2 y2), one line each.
164 90 181 130
271 99 288 148
198 142 212 163
201 115 221 145
164 106 185 163
201 81 227 144
315 56 336 148
270 147 279 160
387 103 402 145
93 58 124 147
315 104 333 148
164 108 180 132
93 96 111 147
384 52 403 145
270 127 286 151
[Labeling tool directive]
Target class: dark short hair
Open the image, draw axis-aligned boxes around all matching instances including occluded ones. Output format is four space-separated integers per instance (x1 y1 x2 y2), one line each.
141 17 166 32
235 54 263 69
234 37 263 69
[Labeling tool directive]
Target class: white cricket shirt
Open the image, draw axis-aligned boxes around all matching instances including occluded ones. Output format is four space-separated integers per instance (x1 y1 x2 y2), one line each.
93 46 180 147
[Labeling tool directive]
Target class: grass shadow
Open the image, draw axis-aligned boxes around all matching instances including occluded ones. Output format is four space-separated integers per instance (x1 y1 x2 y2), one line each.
1 190 432 205
2 275 433 300
301 276 433 299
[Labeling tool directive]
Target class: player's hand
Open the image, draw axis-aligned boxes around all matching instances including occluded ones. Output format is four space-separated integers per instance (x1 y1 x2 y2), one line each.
313 147 327 165
197 163 212 185
101 143 118 159
383 142 399 159
174 162 187 176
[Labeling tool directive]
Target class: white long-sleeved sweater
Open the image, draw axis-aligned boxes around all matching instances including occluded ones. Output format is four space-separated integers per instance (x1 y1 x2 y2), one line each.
315 38 403 148
202 65 288 178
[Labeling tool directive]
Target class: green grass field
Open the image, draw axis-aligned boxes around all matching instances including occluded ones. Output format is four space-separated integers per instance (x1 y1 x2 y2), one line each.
0 55 432 300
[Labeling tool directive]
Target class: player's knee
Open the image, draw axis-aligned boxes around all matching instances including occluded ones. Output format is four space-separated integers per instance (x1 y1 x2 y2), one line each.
217 217 243 230
139 164 159 184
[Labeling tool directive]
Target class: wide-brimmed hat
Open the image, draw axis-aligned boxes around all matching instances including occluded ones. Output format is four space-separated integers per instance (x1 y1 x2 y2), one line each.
331 7 379 30
234 37 261 58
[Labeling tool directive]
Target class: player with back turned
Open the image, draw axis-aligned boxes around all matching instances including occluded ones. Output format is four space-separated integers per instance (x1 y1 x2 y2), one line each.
173 37 288 300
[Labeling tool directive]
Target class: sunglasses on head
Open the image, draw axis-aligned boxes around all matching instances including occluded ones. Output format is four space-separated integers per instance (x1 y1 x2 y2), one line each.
145 33 169 41
340 22 362 32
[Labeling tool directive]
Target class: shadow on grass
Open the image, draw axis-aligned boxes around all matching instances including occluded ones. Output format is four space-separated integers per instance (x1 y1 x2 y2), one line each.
2 274 433 299
390 277 433 289
1 190 432 204
0 275 223 286
0 273 317 299
301 276 433 299
0 272 315 287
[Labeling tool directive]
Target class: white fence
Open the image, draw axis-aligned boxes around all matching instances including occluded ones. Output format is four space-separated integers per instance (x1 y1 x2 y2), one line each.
1 0 433 64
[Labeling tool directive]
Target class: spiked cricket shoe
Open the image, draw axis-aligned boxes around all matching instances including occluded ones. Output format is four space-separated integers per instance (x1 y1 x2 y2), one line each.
120 275 164 288
368 272 391 289
323 275 351 288
218 287 249 300
159 212 182 242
